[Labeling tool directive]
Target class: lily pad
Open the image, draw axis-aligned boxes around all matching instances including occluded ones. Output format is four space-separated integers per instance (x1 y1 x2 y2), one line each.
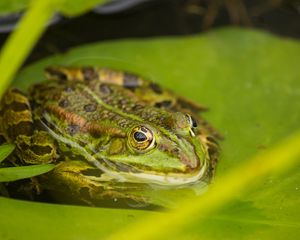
0 27 299 239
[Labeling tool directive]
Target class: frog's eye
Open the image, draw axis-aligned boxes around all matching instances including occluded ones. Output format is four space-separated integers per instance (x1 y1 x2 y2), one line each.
129 126 156 152
185 114 197 137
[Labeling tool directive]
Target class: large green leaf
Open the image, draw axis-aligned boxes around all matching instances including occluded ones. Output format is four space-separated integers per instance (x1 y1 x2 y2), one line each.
0 28 299 239
0 196 151 240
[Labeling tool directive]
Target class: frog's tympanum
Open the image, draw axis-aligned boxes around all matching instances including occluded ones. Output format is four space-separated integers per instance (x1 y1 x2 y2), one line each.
0 67 219 206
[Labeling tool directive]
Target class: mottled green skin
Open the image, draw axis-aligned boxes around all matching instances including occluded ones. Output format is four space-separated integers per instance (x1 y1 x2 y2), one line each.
0 67 219 205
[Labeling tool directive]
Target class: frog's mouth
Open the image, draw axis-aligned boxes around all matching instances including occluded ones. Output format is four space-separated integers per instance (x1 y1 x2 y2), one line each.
116 161 208 186
90 157 209 186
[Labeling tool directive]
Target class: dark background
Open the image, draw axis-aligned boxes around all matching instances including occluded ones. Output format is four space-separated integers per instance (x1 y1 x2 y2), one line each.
0 0 299 65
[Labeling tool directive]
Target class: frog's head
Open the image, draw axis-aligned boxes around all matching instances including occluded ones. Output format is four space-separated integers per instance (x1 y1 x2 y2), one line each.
101 112 211 186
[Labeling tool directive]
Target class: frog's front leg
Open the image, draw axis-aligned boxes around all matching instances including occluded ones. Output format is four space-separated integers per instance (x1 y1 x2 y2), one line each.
0 88 57 164
15 130 57 164
41 160 148 206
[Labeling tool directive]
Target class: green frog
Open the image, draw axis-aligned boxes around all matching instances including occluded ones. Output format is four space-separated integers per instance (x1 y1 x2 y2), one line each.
0 66 219 206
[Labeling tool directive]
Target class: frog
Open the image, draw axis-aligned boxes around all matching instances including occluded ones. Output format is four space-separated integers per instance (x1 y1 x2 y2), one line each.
0 66 220 207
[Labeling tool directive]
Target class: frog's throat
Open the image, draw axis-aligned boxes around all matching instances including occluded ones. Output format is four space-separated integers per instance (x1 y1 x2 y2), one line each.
41 119 208 186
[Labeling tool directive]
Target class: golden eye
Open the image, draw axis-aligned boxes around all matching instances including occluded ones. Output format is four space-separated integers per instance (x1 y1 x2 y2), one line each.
129 126 156 152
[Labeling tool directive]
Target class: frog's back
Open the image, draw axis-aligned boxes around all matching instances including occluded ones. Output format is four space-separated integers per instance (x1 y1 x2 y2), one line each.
30 79 177 133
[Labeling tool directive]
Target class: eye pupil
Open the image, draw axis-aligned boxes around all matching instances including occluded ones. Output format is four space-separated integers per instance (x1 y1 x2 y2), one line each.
134 131 147 142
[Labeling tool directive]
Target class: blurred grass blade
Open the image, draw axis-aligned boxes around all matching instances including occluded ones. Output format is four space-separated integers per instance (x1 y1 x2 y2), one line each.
108 130 300 240
0 144 15 163
0 0 58 97
0 164 55 182
0 0 109 97
0 0 108 16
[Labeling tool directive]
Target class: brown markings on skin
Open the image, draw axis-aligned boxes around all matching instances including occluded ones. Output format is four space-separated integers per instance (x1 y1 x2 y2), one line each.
80 168 102 177
30 84 62 103
0 89 34 141
207 146 218 156
3 88 29 105
31 145 53 156
197 134 219 171
5 102 29 112
123 73 141 88
46 67 142 86
206 136 218 145
131 104 144 111
30 83 57 93
4 109 32 126
45 67 86 82
67 124 80 135
149 83 162 94
99 84 112 95
46 105 126 137
154 100 172 108
58 99 69 108
7 121 33 140
45 67 67 80
82 67 98 81
83 104 97 112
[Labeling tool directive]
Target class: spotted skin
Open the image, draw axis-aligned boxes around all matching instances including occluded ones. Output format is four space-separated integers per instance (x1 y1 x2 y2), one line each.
0 89 56 164
0 66 220 205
